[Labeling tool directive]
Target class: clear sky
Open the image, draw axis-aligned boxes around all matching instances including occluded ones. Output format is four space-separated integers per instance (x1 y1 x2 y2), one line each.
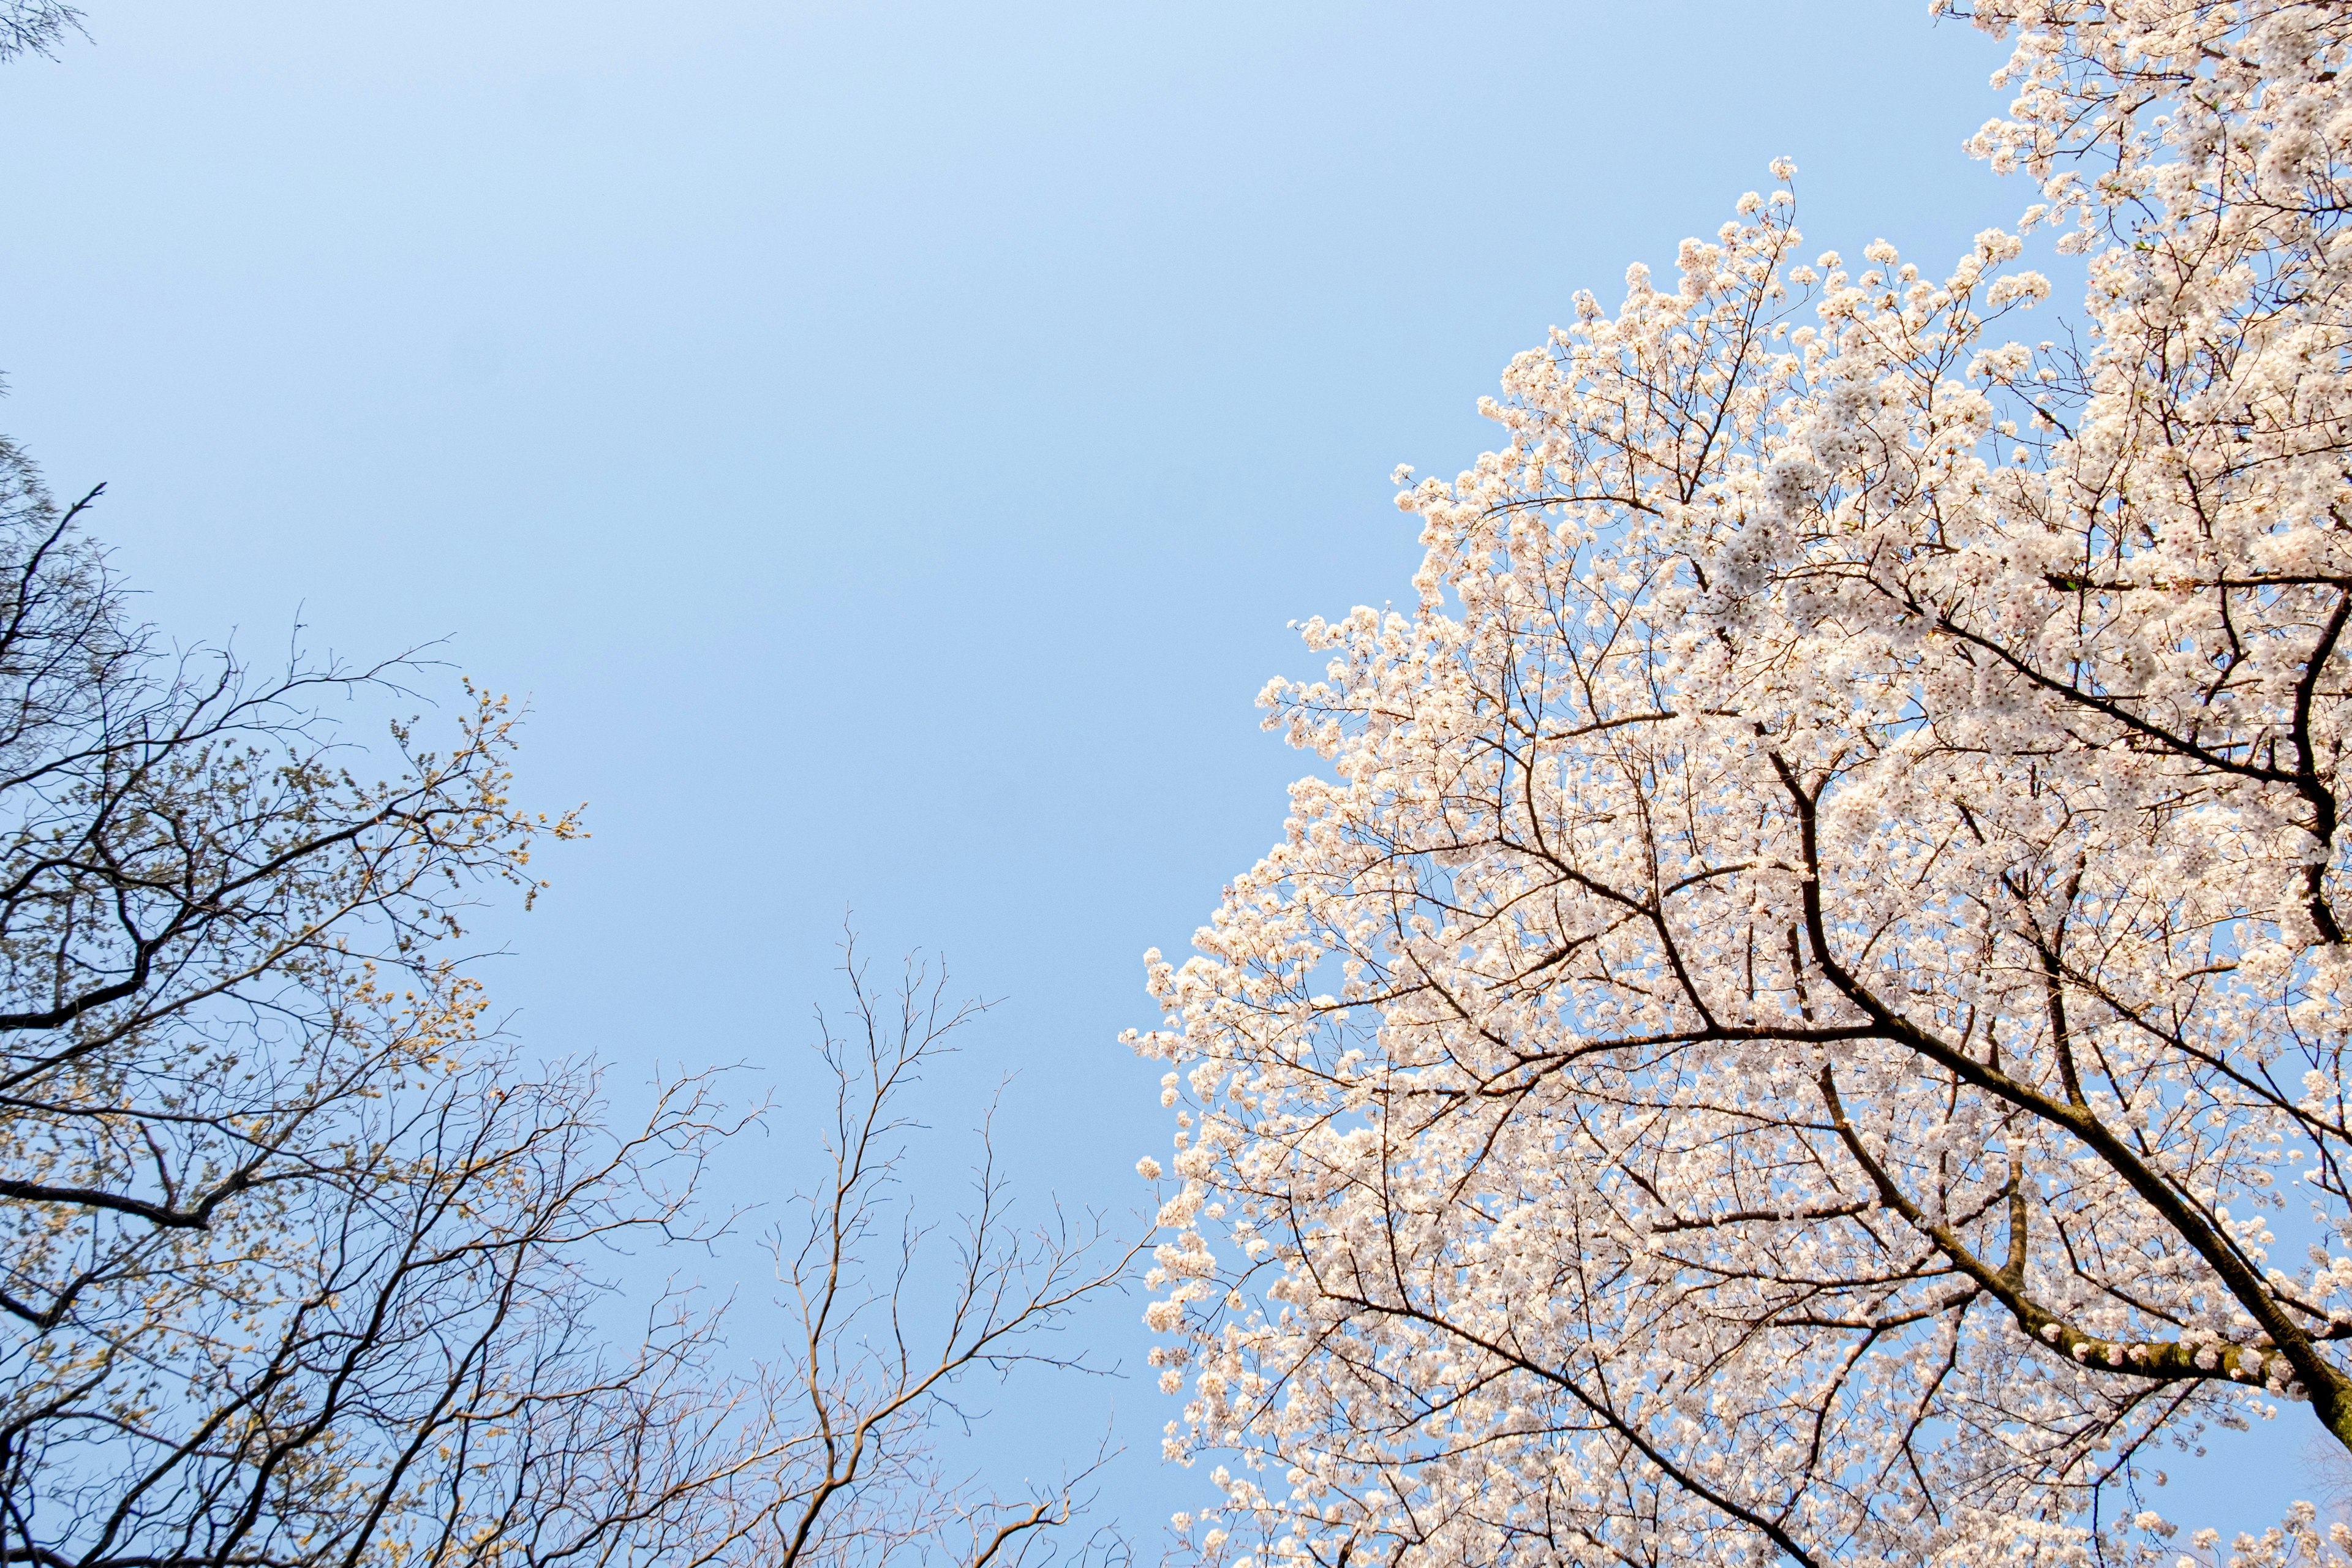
0 0 2315 1546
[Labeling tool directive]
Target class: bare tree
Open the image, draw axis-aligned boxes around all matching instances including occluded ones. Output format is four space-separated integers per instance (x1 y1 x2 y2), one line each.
0 1 80 65
756 940 1139 1568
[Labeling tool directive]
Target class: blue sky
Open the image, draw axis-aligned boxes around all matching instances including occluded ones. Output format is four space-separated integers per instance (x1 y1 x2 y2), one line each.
0 0 2313 1547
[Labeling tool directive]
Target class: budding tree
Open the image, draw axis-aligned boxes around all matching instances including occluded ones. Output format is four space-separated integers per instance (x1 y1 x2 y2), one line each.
0 440 794 1567
0 14 1137 1566
1131 2 2352 1563
0 453 1136 1568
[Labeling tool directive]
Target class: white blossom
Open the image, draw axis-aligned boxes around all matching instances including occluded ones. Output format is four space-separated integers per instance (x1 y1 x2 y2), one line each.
1137 1 2352 1561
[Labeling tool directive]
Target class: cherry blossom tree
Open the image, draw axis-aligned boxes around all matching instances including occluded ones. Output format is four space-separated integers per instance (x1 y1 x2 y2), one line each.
1131 2 2352 1562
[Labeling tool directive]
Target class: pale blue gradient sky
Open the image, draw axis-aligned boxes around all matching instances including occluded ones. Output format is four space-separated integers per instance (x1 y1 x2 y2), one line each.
0 0 2312 1544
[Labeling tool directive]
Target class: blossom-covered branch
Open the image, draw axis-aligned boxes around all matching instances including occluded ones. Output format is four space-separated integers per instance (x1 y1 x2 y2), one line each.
1132 2 2352 1562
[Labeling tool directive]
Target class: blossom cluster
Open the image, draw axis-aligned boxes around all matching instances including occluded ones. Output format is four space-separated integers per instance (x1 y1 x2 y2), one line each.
1130 2 2352 1562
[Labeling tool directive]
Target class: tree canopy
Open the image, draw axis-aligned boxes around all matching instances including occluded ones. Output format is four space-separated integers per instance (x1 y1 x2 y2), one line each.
1134 2 2352 1563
